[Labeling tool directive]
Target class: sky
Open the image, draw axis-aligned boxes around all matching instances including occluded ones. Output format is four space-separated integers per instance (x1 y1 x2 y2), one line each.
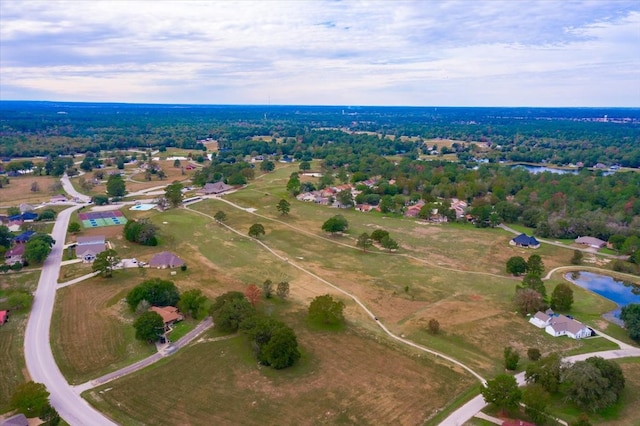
1 0 639 107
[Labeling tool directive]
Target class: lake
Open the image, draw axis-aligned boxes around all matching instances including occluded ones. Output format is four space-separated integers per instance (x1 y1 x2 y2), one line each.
513 164 615 176
564 271 640 319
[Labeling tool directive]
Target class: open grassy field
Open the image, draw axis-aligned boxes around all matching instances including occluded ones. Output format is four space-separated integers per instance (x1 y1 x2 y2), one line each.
84 316 475 426
0 174 61 207
50 270 157 384
0 271 40 413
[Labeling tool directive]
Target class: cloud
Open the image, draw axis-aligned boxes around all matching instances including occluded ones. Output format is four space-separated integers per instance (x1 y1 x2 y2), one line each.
0 0 638 105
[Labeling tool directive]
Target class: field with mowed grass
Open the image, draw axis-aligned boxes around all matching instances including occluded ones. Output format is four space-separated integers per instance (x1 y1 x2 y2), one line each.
85 316 475 426
0 271 40 413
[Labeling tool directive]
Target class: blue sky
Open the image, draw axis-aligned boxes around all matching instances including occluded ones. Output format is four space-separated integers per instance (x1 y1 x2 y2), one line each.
1 0 639 106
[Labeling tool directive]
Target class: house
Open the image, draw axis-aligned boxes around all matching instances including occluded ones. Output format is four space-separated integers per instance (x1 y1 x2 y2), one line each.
510 233 540 249
7 220 22 232
529 310 552 328
545 315 592 339
19 203 34 213
13 230 35 244
5 244 25 265
149 306 183 331
21 212 38 222
149 251 185 269
50 194 68 203
0 310 8 326
1 413 28 426
198 181 233 195
75 235 106 262
575 236 607 249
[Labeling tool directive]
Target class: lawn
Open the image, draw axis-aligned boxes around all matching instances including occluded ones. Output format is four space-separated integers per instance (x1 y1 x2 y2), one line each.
84 316 475 425
0 271 40 413
50 270 157 384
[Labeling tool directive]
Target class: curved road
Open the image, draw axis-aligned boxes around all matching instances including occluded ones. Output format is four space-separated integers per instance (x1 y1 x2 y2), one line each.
61 174 91 203
24 204 117 425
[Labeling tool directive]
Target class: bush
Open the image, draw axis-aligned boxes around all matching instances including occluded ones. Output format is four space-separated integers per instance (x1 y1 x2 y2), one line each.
527 347 541 361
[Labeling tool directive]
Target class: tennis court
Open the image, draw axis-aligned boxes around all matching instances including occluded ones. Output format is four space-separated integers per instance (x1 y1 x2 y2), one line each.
79 210 128 228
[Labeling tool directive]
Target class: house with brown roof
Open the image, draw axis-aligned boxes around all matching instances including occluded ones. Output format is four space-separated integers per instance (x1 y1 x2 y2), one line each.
575 236 607 249
149 251 185 269
199 181 233 195
149 306 183 331
5 244 25 265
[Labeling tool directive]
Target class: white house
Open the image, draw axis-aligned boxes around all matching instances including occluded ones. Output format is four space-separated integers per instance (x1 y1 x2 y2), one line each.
545 315 592 339
529 311 552 328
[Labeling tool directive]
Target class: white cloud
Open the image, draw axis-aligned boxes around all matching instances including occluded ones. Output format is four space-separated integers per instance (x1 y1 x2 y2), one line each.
1 0 638 105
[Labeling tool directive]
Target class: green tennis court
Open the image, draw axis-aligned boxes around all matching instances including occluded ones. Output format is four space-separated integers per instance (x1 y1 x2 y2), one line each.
79 210 128 228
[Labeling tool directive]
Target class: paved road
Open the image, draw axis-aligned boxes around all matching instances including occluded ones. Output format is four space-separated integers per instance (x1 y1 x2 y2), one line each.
24 204 117 426
61 174 91 203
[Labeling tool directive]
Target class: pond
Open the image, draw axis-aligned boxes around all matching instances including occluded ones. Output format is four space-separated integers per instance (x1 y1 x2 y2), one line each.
512 164 615 176
564 271 640 320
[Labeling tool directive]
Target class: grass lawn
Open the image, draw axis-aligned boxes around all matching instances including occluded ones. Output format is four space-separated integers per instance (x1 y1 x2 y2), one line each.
84 316 474 425
50 270 157 384
166 319 196 342
0 175 60 207
0 271 40 413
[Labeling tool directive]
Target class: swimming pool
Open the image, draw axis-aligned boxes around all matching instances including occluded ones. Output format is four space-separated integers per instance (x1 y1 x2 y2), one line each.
129 204 157 211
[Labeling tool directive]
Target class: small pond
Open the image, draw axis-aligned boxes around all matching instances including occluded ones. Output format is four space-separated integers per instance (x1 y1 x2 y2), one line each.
513 164 615 176
564 271 640 319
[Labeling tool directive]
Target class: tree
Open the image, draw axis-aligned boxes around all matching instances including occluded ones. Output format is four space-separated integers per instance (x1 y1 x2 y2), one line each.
620 303 640 341
30 181 40 192
506 256 527 276
133 311 164 342
259 323 301 369
428 318 440 334
563 360 620 412
322 215 349 234
336 189 354 207
260 160 275 172
276 199 290 215
370 229 389 243
7 291 33 310
299 160 311 171
522 384 551 425
527 254 545 277
521 273 547 298
248 223 265 238
308 294 346 326
356 232 372 252
571 249 583 265
276 281 290 300
124 219 158 246
503 346 520 371
67 222 81 233
92 194 109 205
173 159 181 168
209 291 255 333
37 209 56 221
214 210 227 222
262 279 273 299
551 283 574 311
164 181 184 207
480 374 522 412
244 284 261 307
0 225 13 248
24 239 52 264
525 352 564 393
177 289 207 319
126 278 180 311
527 347 541 361
380 235 399 251
585 356 625 400
106 173 126 197
286 173 301 196
11 381 50 417
514 288 546 316
92 249 120 278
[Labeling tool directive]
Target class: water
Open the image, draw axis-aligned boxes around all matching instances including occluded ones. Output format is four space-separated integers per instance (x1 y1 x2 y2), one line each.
564 271 640 318
513 164 615 176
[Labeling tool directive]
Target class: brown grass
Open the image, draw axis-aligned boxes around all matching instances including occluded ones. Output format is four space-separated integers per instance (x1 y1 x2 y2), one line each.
0 175 60 207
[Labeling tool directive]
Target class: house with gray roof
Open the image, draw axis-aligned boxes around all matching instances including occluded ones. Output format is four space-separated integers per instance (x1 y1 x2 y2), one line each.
198 181 233 195
149 251 184 269
75 235 106 262
575 236 607 249
510 233 540 249
545 315 592 339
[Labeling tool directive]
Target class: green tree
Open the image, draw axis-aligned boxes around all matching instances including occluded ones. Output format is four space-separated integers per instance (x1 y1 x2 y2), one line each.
503 346 520 371
262 279 273 299
506 256 527 276
322 215 349 234
527 347 541 361
164 181 184 207
370 229 389 243
7 291 33 310
563 359 621 412
126 278 180 311
0 225 13 248
521 273 547 298
308 294 346 326
259 323 301 369
37 209 56 221
286 173 301 196
11 381 50 417
336 189 354 207
522 384 551 425
248 223 265 238
24 239 52 264
67 222 81 233
299 160 311 171
527 254 545 277
356 232 372 252
92 194 109 205
214 210 227 222
260 160 275 172
551 283 574 311
123 219 158 246
480 374 522 413
525 352 564 393
92 248 120 278
209 291 255 333
571 249 583 265
608 234 626 252
276 199 290 215
621 235 640 255
380 235 399 251
133 311 164 342
620 304 640 341
106 173 126 197
276 281 290 300
173 159 181 168
177 289 207 319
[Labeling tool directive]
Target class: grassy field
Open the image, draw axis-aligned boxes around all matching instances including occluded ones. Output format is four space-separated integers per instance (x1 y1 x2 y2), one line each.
84 315 475 425
0 175 60 208
0 271 40 413
50 270 157 384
